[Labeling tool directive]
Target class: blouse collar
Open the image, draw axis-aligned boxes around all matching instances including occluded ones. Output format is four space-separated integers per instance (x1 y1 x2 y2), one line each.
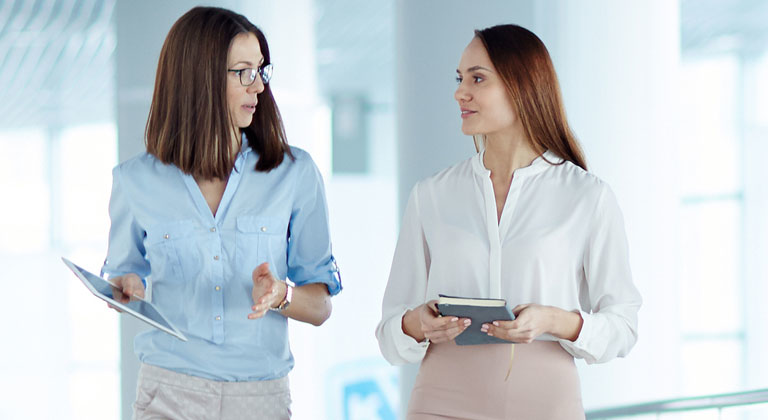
472 149 564 178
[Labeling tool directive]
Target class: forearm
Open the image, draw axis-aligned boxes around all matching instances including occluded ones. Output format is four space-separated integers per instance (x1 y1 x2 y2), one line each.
548 307 583 342
278 282 332 326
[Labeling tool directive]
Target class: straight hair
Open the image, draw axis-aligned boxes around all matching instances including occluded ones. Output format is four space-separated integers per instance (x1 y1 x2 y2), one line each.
145 6 292 178
474 24 587 170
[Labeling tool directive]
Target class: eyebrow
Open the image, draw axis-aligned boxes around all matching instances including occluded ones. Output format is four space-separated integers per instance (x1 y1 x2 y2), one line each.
456 65 492 74
231 57 265 67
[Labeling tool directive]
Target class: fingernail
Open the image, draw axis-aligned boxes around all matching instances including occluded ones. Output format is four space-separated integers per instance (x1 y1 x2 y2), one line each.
493 321 499 326
464 319 471 326
480 326 488 332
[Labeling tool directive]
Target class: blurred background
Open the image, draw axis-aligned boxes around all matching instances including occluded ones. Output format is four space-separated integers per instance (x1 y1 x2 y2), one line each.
1 0 767 419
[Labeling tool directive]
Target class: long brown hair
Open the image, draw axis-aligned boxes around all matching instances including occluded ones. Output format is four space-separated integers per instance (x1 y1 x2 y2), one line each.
145 6 292 178
474 25 587 170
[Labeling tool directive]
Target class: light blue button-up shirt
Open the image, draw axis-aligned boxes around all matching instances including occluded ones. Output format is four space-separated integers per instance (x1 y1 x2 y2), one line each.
101 138 341 381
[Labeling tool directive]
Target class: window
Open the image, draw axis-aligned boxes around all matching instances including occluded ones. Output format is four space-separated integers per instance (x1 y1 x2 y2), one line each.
0 125 119 420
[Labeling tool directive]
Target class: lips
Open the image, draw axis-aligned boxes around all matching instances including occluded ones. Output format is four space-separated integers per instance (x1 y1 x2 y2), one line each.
242 104 257 114
460 108 477 119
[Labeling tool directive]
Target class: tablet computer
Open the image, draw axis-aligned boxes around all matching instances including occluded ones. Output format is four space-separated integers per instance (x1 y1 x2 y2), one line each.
62 257 187 341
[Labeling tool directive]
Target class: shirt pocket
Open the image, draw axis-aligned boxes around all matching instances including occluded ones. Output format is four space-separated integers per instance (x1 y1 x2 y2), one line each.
235 215 288 272
144 220 197 282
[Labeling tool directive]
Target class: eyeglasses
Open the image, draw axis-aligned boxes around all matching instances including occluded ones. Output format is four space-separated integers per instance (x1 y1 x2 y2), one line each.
227 63 273 86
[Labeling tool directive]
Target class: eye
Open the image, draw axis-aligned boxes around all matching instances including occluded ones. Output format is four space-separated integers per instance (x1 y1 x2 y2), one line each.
455 76 463 84
473 75 484 83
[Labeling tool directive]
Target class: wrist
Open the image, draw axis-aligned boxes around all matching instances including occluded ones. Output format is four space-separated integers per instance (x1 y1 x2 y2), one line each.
270 279 294 312
402 307 426 342
550 307 582 341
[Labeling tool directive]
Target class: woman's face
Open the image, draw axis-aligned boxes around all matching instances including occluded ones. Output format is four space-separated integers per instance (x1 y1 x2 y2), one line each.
454 37 519 138
227 32 265 131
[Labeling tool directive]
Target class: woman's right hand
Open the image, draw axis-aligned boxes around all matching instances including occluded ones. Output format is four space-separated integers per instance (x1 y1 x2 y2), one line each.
403 300 471 344
108 273 145 310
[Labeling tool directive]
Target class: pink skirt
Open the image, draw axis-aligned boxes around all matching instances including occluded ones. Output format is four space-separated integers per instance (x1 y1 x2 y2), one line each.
407 340 584 420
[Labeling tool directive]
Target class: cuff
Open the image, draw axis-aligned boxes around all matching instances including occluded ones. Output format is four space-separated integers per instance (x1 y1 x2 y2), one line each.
385 308 429 365
558 310 599 364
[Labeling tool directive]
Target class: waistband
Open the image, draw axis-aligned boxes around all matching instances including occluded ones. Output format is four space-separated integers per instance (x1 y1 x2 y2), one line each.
138 363 290 396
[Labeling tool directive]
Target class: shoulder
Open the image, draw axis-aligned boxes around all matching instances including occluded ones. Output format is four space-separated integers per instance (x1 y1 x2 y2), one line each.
114 152 171 177
544 159 621 218
544 157 611 196
416 154 476 193
288 146 312 161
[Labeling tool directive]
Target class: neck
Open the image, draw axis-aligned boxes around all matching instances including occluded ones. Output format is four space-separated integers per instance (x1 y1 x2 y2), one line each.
231 128 242 160
482 130 540 179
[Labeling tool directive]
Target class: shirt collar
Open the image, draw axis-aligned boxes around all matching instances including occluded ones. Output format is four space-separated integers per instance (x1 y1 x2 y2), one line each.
472 149 564 178
239 131 252 157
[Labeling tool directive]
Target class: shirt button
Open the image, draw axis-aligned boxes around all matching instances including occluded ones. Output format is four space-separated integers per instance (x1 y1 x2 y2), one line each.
213 255 220 261
215 316 221 321
163 234 170 239
215 286 221 291
210 227 216 232
260 226 267 232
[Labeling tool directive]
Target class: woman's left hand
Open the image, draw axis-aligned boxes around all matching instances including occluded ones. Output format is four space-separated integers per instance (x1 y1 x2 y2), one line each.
481 304 584 343
248 262 287 319
481 304 554 343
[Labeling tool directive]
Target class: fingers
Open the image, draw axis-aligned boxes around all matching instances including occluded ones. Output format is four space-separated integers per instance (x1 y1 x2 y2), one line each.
426 300 439 314
110 274 145 303
480 320 536 343
422 317 471 343
247 292 278 320
247 308 269 320
112 287 128 304
511 304 529 317
252 262 272 284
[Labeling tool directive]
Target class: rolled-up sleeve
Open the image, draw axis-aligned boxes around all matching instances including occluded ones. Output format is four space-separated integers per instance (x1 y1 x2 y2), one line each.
100 165 150 281
559 184 642 364
375 184 431 365
286 155 342 295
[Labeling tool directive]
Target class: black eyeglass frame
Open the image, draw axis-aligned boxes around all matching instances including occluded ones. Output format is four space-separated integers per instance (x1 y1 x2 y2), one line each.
227 63 273 86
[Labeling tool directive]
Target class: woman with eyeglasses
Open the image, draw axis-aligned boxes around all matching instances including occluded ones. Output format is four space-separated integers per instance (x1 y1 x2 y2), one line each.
376 25 642 419
101 7 341 420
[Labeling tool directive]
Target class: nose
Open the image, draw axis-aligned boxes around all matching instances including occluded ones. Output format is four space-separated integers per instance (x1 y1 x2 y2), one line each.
248 76 265 94
454 81 470 103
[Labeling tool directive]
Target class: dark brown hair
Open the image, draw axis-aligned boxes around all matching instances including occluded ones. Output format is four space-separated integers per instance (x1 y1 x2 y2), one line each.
474 24 587 170
145 6 292 178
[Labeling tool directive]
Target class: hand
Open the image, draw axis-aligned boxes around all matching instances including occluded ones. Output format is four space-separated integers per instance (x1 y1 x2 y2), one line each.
480 303 554 343
108 273 145 312
248 262 287 320
404 300 471 344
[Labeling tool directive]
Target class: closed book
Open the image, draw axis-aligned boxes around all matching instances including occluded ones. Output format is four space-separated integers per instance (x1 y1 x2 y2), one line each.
436 294 516 345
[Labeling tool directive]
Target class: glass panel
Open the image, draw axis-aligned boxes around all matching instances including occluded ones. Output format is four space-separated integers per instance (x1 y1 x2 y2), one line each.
754 52 768 126
679 56 740 196
69 371 120 420
0 124 119 420
722 402 768 420
0 129 50 253
680 339 742 395
58 124 117 247
659 410 720 420
679 200 742 334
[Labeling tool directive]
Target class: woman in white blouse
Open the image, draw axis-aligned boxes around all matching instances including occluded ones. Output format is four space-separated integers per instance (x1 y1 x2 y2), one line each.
375 24 642 419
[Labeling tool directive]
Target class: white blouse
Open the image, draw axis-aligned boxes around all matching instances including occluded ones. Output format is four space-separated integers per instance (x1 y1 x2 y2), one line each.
375 151 642 365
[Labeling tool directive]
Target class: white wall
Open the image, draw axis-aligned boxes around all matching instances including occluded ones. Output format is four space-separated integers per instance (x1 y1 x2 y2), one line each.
535 0 683 409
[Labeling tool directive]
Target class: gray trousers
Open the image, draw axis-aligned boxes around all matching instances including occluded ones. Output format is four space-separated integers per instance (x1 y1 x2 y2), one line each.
133 363 291 420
